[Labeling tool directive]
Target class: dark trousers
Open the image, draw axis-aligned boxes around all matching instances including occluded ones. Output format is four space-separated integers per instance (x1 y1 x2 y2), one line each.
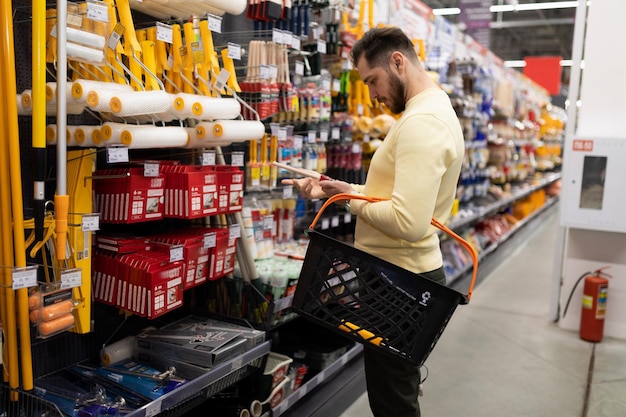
364 266 446 417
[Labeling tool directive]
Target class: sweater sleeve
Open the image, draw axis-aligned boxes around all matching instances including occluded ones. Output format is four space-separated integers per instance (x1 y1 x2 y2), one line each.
350 114 459 242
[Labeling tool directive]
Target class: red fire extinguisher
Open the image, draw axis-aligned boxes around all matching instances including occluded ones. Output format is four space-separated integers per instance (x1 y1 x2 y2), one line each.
563 267 611 342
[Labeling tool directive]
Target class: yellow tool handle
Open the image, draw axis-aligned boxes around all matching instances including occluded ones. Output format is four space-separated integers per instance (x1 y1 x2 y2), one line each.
115 0 141 54
221 48 241 93
140 40 159 91
171 24 184 73
199 20 220 73
183 22 198 72
339 320 384 346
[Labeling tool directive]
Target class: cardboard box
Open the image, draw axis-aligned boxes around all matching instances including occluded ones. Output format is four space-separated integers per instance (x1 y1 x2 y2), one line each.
162 316 266 350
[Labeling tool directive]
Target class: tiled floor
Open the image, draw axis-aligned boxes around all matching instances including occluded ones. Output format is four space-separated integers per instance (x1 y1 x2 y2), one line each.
339 206 626 417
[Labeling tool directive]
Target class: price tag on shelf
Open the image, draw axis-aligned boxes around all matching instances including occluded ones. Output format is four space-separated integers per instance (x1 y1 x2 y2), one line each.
81 214 100 232
230 357 244 372
144 161 160 177
278 127 288 141
86 0 109 22
231 151 245 167
331 127 340 140
227 42 241 60
11 266 38 290
344 213 352 223
268 65 278 79
260 65 270 80
60 269 82 289
321 218 330 230
332 78 341 92
229 224 241 239
295 61 304 76
67 13 83 28
331 216 339 227
283 186 293 199
272 28 284 44
213 69 230 92
291 35 301 50
106 146 129 164
203 232 217 249
145 400 162 417
293 135 303 149
263 215 274 230
169 245 184 263
208 14 222 33
317 40 327 54
320 130 328 142
308 130 317 143
156 22 173 44
201 150 216 166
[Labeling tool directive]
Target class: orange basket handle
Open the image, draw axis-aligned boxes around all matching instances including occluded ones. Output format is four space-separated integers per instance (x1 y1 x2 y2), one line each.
309 193 479 301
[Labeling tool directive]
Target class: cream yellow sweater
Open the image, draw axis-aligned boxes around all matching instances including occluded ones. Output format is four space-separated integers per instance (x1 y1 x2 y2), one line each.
350 88 464 274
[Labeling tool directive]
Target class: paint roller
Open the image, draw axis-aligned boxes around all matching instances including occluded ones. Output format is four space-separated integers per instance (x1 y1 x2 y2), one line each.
119 125 189 148
195 120 265 143
170 93 241 120
18 91 85 116
71 79 133 105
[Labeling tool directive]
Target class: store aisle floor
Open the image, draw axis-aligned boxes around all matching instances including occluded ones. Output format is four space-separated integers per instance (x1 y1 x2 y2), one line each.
339 206 626 417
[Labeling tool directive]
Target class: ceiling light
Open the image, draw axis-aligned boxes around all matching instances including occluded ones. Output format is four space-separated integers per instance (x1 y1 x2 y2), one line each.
491 1 578 12
432 7 461 15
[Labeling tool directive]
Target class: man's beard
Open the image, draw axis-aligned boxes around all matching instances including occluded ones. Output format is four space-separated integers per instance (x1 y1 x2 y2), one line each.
386 71 406 114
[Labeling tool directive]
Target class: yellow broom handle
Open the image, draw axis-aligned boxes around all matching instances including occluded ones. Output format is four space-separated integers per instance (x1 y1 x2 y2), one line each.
1 0 34 392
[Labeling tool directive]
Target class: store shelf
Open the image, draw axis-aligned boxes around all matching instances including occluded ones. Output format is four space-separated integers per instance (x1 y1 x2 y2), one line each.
123 341 271 417
448 172 561 231
264 343 364 417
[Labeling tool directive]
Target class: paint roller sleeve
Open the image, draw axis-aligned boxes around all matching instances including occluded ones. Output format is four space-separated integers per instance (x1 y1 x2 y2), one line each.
109 91 171 117
195 120 265 143
120 125 189 149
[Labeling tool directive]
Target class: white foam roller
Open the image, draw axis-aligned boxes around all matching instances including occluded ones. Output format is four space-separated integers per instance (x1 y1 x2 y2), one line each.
184 127 235 148
46 124 77 146
20 90 32 110
170 93 241 121
120 125 189 149
195 120 265 143
45 82 74 105
72 125 103 147
67 27 106 50
67 41 105 64
72 79 133 104
101 336 135 365
17 91 84 116
187 0 246 16
101 122 129 145
66 125 82 146
109 90 171 117
17 94 29 115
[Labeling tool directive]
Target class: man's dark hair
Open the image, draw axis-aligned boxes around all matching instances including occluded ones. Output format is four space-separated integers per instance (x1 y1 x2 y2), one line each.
350 27 419 69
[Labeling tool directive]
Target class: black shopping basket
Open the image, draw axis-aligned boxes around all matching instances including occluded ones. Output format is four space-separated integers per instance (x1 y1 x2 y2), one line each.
292 194 478 366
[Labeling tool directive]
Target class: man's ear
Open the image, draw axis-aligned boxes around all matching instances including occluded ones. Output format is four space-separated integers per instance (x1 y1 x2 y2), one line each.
390 51 404 72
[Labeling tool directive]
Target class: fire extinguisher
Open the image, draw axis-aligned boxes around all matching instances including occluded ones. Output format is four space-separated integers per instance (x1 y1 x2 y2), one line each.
563 267 611 342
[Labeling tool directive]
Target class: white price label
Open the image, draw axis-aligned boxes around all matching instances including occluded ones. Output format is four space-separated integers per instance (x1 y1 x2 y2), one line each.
11 266 38 290
107 23 123 51
278 127 288 141
320 130 328 142
201 150 216 166
268 65 278 79
322 79 331 91
263 215 274 230
61 269 82 289
144 161 160 177
156 22 173 44
317 40 327 54
203 232 217 249
272 29 284 44
230 357 243 372
332 79 341 92
208 14 222 33
295 61 305 76
81 214 100 232
331 215 339 227
229 224 241 239
321 218 330 230
106 147 129 163
227 43 241 60
86 0 109 22
259 65 270 80
313 26 321 39
214 69 230 92
293 135 303 149
169 245 184 262
332 127 340 140
283 186 293 199
344 213 352 223
363 133 370 143
231 152 245 167
145 400 162 417
67 13 83 28
357 104 364 115
291 35 301 50
308 131 317 143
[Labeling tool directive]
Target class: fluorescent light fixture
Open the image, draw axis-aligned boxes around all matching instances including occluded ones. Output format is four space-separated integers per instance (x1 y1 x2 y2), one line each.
432 7 461 15
433 1 580 14
505 59 583 67
491 1 578 12
504 60 527 68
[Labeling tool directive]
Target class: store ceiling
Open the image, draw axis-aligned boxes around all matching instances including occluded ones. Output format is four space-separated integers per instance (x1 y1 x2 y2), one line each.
418 0 577 88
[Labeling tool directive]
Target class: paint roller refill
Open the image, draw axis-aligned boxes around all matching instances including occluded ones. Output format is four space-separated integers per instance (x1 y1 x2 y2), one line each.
73 125 100 147
120 125 189 149
195 120 265 143
67 41 105 64
170 93 240 120
29 300 74 323
109 91 170 117
45 82 74 105
186 0 246 16
101 122 129 144
39 314 75 336
66 26 106 49
72 79 133 104
101 335 136 365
